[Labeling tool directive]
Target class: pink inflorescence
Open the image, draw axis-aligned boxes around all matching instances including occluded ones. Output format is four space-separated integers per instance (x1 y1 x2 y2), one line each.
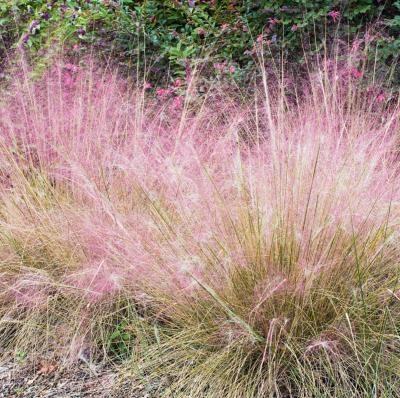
0 58 399 311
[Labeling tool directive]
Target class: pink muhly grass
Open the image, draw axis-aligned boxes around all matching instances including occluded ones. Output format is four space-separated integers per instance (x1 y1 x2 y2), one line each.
0 60 398 296
304 338 338 356
65 261 123 301
1 60 398 289
5 273 54 309
0 56 400 394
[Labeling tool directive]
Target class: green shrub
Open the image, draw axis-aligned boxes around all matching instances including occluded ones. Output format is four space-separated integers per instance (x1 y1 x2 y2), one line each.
1 1 399 83
112 0 400 82
0 1 113 54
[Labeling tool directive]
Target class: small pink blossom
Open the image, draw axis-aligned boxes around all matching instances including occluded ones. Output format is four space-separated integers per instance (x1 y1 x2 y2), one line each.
328 10 340 23
197 28 206 37
376 93 385 103
143 82 152 90
350 67 363 79
156 88 172 97
256 34 264 43
172 95 184 110
221 23 230 30
174 78 182 87
229 65 235 73
268 18 279 28
291 24 298 32
214 62 226 72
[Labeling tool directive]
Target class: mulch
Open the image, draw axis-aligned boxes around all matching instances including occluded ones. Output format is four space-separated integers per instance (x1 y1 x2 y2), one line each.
0 358 144 398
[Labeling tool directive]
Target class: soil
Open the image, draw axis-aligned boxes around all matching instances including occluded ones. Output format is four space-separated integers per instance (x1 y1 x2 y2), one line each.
0 358 144 398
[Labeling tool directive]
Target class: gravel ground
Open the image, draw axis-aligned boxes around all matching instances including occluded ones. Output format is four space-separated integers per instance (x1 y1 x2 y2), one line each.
0 358 144 398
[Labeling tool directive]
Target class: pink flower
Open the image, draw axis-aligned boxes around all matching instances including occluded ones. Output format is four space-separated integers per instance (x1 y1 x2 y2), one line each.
350 67 363 79
72 44 80 51
143 82 152 90
328 10 340 23
291 24 298 32
229 65 235 73
197 28 206 37
221 23 230 30
268 18 279 28
172 96 184 110
376 93 385 103
156 88 172 97
174 78 182 87
214 62 226 72
265 39 271 46
256 34 264 43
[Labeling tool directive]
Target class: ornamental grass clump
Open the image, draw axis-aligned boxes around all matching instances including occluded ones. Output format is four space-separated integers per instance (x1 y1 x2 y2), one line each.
0 59 399 397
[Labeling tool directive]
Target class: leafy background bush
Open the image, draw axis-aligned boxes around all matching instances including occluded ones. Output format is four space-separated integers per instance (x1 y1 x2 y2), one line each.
1 0 399 84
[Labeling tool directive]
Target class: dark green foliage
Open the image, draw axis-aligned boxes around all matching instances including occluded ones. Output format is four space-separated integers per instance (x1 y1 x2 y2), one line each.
1 1 399 81
0 1 113 58
110 0 400 81
107 318 135 360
